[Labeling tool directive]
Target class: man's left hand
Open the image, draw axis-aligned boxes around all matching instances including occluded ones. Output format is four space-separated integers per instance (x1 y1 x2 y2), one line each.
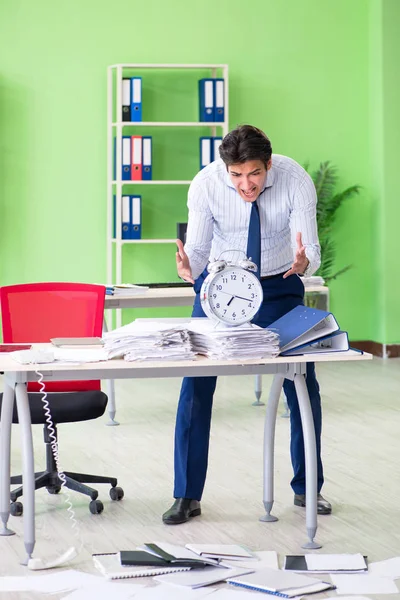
283 232 309 278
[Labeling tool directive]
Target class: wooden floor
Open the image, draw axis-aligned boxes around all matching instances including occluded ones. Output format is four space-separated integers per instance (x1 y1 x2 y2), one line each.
1 357 400 599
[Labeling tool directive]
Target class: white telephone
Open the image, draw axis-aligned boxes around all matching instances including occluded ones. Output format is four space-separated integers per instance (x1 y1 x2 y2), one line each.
11 349 55 364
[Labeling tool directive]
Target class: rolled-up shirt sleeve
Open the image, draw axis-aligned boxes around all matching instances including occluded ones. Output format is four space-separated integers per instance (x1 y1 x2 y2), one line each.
184 180 214 280
289 172 321 276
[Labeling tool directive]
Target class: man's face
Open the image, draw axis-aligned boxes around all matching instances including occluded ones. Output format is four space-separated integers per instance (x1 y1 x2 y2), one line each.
227 159 271 203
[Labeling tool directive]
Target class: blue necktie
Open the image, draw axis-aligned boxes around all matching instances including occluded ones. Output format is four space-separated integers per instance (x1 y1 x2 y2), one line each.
246 200 261 278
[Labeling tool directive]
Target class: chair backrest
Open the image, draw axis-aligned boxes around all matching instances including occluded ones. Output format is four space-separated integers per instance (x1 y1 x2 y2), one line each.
0 282 106 392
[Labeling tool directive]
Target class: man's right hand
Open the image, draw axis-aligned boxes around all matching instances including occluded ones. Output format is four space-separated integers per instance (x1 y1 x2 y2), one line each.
175 239 195 284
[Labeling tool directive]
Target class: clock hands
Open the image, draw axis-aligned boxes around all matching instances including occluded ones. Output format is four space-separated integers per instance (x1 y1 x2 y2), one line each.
219 290 253 304
234 295 253 302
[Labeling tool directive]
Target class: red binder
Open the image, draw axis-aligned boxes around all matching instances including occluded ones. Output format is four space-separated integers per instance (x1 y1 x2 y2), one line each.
131 135 142 180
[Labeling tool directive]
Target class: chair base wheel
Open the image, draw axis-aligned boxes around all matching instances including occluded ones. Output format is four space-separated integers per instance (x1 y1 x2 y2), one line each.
109 486 124 501
89 499 104 514
10 501 23 517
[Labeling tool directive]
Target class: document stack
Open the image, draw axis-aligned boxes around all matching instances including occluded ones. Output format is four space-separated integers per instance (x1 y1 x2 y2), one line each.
105 284 149 296
302 275 325 287
186 320 280 360
102 320 196 361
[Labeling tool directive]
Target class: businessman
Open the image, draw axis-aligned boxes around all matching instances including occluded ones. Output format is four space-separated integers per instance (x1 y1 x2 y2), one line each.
162 124 331 525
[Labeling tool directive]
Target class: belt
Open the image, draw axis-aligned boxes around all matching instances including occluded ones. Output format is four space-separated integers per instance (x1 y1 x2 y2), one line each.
260 271 287 281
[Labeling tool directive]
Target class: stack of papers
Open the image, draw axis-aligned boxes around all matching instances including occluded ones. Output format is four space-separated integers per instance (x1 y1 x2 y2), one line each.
302 276 325 287
186 320 280 360
105 284 149 296
103 321 196 361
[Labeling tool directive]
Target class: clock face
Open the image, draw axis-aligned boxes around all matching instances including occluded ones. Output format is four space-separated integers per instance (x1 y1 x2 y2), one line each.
201 266 263 325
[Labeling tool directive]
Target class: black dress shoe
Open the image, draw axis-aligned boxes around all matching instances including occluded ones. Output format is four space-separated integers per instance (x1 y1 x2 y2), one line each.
162 498 201 525
294 493 332 515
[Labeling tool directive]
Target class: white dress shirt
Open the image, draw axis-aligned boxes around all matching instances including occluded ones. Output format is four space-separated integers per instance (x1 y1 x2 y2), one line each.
184 154 321 280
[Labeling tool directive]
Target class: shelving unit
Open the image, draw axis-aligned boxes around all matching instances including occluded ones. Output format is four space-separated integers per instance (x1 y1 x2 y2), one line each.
107 65 229 322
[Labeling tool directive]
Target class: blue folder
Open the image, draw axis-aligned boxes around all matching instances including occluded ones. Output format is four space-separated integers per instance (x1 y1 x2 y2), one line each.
213 78 225 121
130 195 142 239
113 195 131 239
200 137 212 169
281 330 351 356
130 77 142 122
142 136 152 180
199 78 214 122
268 305 340 353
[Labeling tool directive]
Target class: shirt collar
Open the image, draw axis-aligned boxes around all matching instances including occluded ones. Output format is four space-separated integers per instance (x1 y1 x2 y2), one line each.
224 160 276 193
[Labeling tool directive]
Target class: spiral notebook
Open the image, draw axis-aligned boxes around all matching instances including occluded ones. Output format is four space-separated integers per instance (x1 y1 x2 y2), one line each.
92 553 191 580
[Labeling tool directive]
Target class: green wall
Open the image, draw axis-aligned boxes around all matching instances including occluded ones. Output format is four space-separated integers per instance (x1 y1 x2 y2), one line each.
0 0 395 342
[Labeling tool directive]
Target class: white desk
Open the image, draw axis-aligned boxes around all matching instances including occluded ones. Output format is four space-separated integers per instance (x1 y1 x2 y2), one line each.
103 285 329 420
0 348 371 564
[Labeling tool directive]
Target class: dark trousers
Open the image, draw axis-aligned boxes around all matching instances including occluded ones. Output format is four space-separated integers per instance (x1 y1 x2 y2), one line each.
173 270 324 500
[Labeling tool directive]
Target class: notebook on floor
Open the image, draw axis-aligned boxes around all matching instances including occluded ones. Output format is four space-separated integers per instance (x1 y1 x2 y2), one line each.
227 567 334 597
92 553 190 580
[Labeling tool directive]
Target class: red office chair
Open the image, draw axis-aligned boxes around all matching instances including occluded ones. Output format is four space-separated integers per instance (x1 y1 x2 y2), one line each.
0 283 124 515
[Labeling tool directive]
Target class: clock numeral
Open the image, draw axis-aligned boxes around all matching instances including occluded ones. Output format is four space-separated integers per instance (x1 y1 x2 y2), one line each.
241 277 245 282
251 293 255 298
248 284 252 289
216 303 220 308
248 303 252 307
231 274 237 280
213 293 217 298
223 309 227 314
241 309 246 315
222 277 227 283
232 312 236 318
216 285 222 290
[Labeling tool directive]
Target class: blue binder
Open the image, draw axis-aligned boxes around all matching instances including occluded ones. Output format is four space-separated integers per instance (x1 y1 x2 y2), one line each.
130 77 142 122
200 137 212 169
122 136 131 180
268 305 340 353
213 78 225 121
113 195 131 239
281 330 351 356
199 79 214 122
122 195 131 239
212 137 222 161
142 136 152 180
130 195 142 239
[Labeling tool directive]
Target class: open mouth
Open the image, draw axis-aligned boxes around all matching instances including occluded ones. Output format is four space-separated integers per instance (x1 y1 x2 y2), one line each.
242 187 257 198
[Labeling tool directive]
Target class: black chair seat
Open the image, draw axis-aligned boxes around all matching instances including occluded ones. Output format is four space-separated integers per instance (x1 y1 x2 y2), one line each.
0 391 108 424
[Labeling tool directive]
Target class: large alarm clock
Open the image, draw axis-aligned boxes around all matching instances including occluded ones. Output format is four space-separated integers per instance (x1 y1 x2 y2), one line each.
200 256 263 326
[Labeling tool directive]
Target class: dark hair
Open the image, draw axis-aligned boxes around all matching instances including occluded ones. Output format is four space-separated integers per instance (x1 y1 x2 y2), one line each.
218 124 272 167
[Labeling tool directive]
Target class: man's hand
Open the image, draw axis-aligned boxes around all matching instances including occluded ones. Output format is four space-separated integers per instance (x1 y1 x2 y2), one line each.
283 232 309 279
175 239 195 284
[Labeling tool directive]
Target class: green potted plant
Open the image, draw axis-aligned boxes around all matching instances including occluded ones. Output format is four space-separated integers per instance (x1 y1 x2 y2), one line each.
305 161 360 308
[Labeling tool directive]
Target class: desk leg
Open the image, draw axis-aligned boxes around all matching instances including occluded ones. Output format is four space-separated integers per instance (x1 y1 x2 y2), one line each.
105 379 119 426
294 372 321 549
103 315 119 426
260 374 284 523
15 383 36 563
252 374 264 406
0 380 15 536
